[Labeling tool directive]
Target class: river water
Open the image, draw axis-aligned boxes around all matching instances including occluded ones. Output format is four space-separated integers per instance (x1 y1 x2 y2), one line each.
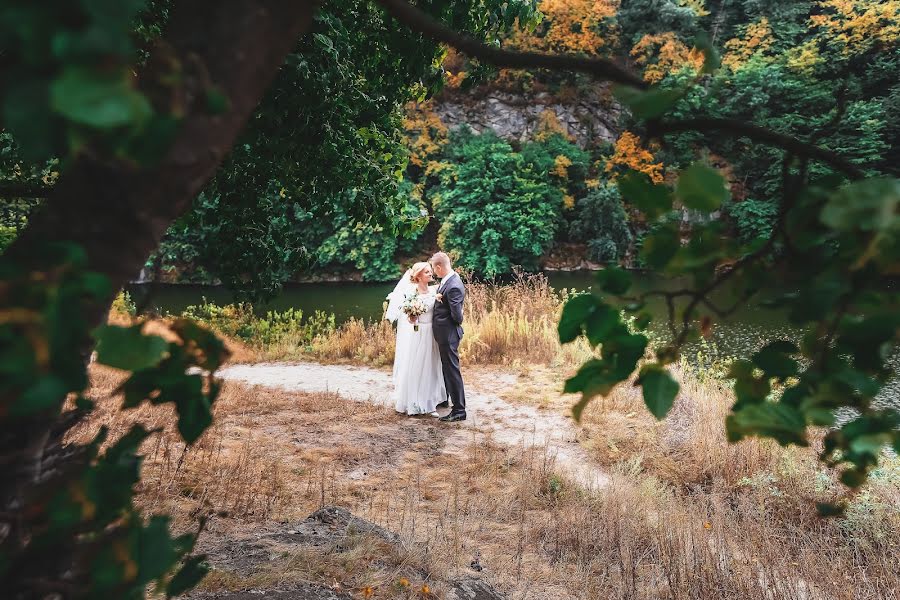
127 271 898 408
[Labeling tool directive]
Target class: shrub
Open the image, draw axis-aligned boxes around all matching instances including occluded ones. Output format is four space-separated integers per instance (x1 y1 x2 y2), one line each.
0 225 17 253
182 301 335 349
568 183 632 263
725 197 778 244
431 129 563 276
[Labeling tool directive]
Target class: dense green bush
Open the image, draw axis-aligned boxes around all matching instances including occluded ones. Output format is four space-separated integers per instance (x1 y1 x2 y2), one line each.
314 185 426 281
725 198 779 245
520 132 592 200
569 183 632 263
431 129 563 277
0 225 17 254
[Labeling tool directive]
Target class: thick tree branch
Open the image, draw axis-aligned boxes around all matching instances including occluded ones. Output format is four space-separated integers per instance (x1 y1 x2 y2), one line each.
649 118 865 180
0 183 50 198
6 0 319 301
1 3 319 592
378 0 864 180
374 0 647 90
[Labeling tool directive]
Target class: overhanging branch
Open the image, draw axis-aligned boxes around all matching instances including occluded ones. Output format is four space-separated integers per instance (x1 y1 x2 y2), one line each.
374 0 647 89
377 0 865 180
0 183 51 199
649 118 865 180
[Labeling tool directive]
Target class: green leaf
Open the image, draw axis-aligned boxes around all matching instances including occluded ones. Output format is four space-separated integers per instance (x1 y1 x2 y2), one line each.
595 266 630 295
640 222 680 269
693 33 721 74
676 163 729 212
751 340 799 379
558 294 598 343
13 376 69 416
166 555 209 598
584 303 621 347
171 319 230 371
50 67 152 129
613 85 686 120
95 325 169 371
728 359 771 407
175 383 213 443
849 433 892 456
205 88 229 115
137 516 179 583
632 311 652 331
604 333 648 378
564 359 624 420
4 79 55 159
618 171 672 220
821 177 900 232
639 366 679 419
727 402 808 446
840 469 866 488
816 502 845 517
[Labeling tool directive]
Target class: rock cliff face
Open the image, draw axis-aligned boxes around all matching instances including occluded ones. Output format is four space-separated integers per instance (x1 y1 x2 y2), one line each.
432 86 621 147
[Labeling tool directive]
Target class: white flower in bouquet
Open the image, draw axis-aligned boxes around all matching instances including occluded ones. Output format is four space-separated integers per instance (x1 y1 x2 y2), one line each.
400 292 428 331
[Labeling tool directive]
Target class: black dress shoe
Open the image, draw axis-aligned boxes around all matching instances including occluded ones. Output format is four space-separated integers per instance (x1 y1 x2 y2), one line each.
436 401 450 409
439 412 466 422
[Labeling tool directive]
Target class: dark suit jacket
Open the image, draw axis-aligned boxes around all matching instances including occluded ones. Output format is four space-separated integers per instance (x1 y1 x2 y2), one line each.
432 273 464 343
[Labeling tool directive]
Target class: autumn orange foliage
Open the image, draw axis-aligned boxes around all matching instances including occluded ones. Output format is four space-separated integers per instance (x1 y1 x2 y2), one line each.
534 109 573 142
722 17 775 71
605 131 664 183
811 0 900 55
553 154 573 178
507 0 618 55
403 102 449 168
630 32 704 83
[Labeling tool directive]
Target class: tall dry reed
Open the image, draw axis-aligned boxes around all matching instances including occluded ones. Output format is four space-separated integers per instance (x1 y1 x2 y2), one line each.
312 272 593 367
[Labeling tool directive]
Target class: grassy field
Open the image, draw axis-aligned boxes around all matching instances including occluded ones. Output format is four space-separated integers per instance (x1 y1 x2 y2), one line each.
92 279 900 599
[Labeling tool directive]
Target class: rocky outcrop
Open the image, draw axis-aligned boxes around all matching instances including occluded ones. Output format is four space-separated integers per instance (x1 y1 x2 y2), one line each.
448 578 505 600
433 87 621 147
191 584 352 600
186 506 505 600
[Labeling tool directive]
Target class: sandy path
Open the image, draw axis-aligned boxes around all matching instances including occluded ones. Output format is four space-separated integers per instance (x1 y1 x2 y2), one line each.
218 362 609 488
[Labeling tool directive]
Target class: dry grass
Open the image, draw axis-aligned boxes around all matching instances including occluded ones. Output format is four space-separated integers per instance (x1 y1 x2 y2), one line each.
311 318 397 366
73 363 900 599
311 273 592 368
97 288 899 599
70 365 443 529
577 364 783 490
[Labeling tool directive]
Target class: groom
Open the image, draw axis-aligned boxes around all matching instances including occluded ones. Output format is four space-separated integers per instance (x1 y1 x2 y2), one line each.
430 252 466 422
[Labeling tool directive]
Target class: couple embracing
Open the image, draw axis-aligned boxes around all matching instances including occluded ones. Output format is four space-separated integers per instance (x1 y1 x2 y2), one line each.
384 252 466 422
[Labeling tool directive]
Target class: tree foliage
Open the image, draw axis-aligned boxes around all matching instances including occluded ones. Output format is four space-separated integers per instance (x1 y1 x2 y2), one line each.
0 1 541 597
1 1 899 596
432 129 564 276
569 182 632 263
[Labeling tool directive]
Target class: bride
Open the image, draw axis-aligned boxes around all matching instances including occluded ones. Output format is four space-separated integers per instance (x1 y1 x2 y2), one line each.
384 262 446 416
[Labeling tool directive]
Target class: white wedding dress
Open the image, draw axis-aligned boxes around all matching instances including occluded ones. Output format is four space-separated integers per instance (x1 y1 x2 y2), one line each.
385 275 446 415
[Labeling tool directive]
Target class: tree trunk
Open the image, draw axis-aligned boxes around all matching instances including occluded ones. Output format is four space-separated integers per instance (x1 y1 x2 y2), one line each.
1 0 319 581
6 0 318 311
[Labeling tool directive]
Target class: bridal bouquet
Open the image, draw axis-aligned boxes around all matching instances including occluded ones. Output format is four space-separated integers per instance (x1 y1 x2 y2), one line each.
401 293 428 331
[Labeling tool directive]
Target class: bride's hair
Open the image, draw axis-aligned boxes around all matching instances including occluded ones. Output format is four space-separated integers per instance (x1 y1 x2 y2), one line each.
409 261 430 283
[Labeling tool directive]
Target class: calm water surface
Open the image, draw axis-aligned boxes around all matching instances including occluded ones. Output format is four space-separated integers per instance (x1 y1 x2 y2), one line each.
127 271 898 408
